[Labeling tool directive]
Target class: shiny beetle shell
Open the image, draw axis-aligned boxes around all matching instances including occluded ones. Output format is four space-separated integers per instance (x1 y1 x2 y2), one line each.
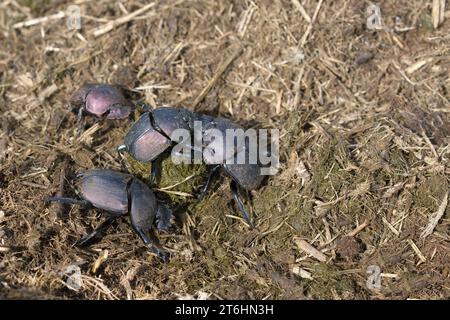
223 142 264 191
78 169 159 226
78 169 130 214
123 113 171 163
129 178 158 233
152 107 198 137
200 115 245 165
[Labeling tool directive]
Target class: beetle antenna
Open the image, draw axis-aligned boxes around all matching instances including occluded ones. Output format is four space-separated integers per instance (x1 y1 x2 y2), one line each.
230 180 255 229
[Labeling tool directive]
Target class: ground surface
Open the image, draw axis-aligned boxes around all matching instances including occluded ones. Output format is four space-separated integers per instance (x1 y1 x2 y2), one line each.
0 0 449 299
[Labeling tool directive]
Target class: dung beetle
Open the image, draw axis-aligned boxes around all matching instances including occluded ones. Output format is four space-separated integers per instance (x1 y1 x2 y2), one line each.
70 83 134 133
118 107 265 227
46 169 172 262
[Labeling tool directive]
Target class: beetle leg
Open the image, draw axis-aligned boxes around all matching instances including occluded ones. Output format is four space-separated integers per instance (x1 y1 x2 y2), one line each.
198 164 221 200
230 180 255 229
76 107 85 137
149 158 161 186
133 226 169 262
155 204 174 232
75 216 117 247
127 178 169 262
46 196 91 208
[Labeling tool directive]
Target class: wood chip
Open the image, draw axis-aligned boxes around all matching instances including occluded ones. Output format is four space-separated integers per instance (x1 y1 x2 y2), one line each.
407 239 426 264
439 0 445 25
21 181 48 189
293 236 327 262
432 0 439 28
432 0 446 29
78 123 101 146
421 191 449 239
405 58 433 75
380 273 399 279
382 217 400 236
346 220 368 237
13 11 65 29
383 182 404 198
91 250 109 274
91 3 156 37
237 4 256 37
292 266 313 280
291 0 311 23
38 84 58 102
299 0 323 47
16 73 34 88
0 137 7 161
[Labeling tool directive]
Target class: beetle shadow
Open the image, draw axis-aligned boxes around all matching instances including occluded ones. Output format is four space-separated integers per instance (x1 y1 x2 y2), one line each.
169 203 191 231
152 192 190 235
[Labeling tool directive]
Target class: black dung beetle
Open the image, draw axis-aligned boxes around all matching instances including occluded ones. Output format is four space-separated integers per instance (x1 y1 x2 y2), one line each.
118 107 265 227
46 169 172 262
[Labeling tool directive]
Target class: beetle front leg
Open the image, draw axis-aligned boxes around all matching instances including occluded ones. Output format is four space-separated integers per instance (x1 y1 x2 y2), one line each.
198 164 221 201
230 180 255 229
46 196 91 207
75 216 118 247
133 226 169 262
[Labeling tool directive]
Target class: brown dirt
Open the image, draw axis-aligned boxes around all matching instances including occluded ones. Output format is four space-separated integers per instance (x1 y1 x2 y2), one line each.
0 0 449 299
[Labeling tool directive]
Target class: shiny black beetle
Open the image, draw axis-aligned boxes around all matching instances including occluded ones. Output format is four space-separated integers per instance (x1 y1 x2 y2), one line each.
70 83 134 133
118 107 265 227
47 169 172 261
